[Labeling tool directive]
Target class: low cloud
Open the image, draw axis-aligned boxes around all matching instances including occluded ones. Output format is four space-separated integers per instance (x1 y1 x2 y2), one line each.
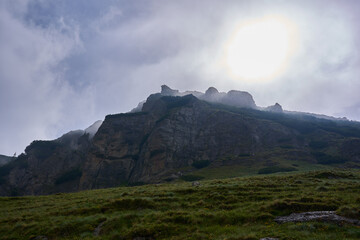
1 0 360 155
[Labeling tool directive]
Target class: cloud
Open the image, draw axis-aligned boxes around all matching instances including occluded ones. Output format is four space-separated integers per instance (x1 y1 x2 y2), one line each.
0 2 83 155
1 0 360 155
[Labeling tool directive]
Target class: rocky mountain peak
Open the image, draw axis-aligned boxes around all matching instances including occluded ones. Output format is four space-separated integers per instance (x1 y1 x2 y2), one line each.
161 85 179 96
222 90 256 108
205 87 219 95
265 103 283 113
85 120 103 138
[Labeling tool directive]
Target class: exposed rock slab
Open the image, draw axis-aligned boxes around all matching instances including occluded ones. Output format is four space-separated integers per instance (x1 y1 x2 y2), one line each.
275 211 360 226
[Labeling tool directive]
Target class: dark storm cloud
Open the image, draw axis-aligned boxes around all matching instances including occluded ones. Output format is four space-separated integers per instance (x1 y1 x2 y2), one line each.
1 0 360 155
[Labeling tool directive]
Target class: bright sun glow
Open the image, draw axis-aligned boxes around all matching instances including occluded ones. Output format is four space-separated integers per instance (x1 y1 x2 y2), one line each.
225 16 297 82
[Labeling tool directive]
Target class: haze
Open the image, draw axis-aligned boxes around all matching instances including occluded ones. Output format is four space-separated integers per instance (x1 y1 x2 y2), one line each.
1 0 360 155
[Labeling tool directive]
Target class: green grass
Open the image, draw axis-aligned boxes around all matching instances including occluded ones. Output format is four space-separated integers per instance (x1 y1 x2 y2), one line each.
183 155 331 181
0 169 360 239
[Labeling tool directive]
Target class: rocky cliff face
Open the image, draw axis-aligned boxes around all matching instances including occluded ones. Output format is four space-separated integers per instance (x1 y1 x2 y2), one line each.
1 88 360 196
79 94 299 188
0 121 101 195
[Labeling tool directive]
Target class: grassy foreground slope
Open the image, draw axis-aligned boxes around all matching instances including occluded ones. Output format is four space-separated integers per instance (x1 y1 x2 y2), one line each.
0 170 360 240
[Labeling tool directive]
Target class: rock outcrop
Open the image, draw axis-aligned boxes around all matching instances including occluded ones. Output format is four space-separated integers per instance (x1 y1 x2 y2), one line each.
157 85 257 109
275 211 360 226
161 85 180 96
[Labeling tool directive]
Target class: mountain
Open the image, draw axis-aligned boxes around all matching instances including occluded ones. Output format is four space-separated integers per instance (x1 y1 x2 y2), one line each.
1 87 360 196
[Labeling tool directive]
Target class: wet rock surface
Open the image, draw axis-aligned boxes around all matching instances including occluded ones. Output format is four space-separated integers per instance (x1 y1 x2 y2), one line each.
275 211 360 226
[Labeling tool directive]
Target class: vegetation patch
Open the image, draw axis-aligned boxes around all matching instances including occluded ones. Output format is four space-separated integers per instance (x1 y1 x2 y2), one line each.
104 198 155 211
258 166 298 174
192 160 210 169
312 171 355 179
0 169 360 239
266 199 338 216
128 181 145 186
312 152 348 164
180 174 204 181
337 205 360 219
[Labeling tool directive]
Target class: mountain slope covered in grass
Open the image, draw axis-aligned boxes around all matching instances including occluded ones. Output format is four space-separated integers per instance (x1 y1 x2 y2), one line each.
0 169 359 240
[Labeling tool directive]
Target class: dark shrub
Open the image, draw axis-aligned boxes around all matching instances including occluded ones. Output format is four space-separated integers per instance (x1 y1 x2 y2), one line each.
192 160 210 169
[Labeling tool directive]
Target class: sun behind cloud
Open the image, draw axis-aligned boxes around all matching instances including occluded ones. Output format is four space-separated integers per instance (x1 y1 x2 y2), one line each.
224 15 298 82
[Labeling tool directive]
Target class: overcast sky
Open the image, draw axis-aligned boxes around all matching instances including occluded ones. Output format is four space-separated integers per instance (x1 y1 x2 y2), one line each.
1 0 360 155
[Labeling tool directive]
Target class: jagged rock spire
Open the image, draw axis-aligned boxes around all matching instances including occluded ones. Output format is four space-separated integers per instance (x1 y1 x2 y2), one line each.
161 85 179 96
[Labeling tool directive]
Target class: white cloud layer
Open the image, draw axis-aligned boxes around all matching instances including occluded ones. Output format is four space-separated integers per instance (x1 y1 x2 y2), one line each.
0 0 360 155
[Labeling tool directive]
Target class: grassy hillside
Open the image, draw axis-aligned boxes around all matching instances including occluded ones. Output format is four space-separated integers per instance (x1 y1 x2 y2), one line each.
0 169 359 240
180 153 332 181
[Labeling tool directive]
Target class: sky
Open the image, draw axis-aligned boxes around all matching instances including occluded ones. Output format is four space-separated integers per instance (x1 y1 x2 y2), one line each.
1 0 360 156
